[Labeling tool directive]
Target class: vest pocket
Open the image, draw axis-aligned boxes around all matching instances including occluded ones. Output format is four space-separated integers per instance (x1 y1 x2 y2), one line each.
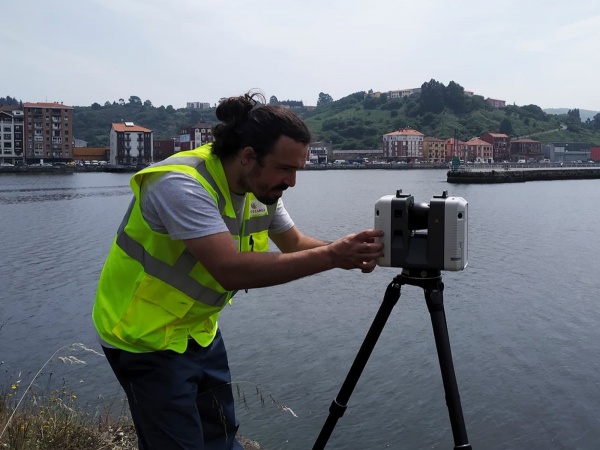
112 274 195 351
250 230 269 252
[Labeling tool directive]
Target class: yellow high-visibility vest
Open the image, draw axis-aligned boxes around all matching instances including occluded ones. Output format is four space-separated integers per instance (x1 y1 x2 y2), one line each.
92 145 275 353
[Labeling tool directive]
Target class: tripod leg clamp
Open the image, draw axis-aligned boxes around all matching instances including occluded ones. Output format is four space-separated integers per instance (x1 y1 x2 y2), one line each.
328 399 348 418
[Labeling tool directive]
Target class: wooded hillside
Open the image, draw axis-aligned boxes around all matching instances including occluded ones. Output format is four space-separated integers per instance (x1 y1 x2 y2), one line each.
29 81 600 148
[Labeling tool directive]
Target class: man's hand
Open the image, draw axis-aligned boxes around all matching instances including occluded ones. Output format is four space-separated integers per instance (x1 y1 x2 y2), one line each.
328 229 384 273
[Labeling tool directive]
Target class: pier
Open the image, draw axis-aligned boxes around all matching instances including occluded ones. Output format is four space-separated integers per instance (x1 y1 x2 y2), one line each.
447 165 600 183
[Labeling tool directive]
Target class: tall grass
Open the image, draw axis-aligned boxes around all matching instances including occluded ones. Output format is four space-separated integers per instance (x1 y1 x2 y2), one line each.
0 343 137 449
0 342 276 449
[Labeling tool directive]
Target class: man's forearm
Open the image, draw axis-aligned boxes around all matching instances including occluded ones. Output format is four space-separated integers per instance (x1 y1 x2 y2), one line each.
221 246 335 290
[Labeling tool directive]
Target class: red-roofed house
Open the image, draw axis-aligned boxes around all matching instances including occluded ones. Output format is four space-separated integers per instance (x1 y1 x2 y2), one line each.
383 128 424 162
444 138 469 162
110 122 153 165
465 138 494 163
485 98 506 109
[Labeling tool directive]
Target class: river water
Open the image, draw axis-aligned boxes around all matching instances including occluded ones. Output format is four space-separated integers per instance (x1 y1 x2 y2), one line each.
1 170 600 449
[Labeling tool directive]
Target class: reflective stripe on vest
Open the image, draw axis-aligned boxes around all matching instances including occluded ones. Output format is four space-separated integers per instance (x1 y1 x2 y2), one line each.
115 231 229 307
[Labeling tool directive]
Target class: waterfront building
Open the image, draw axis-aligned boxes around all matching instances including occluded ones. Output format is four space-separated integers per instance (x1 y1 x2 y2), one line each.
383 128 424 162
444 138 469 162
153 139 177 162
308 140 332 164
465 137 494 163
109 122 153 166
480 132 510 161
0 106 24 165
23 102 73 163
510 138 542 161
422 137 445 163
179 122 213 151
541 142 591 163
72 146 109 162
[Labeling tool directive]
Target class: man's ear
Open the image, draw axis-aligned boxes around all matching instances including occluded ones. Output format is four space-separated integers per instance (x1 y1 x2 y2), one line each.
240 146 256 166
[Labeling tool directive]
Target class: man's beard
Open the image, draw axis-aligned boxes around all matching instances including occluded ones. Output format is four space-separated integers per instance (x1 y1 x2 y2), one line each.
239 166 287 205
253 182 288 205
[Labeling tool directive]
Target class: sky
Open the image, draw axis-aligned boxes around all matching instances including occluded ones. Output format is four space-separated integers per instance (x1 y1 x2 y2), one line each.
2 0 600 111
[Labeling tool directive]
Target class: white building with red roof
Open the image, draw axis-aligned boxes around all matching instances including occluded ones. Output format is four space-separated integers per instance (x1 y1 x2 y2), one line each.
382 128 424 162
110 122 153 165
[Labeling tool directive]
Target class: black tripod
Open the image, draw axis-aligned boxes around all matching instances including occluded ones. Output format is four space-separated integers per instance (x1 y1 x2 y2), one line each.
312 269 472 450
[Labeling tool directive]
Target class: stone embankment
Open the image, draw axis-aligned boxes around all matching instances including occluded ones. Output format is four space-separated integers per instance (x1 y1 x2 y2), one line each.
447 168 600 184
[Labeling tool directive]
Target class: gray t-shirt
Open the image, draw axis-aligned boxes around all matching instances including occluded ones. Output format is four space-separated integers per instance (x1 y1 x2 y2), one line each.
140 171 294 240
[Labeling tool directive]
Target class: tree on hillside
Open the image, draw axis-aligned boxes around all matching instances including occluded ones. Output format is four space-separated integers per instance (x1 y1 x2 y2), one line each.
144 100 153 107
419 79 445 114
520 104 548 121
592 113 600 130
317 92 333 107
500 117 513 135
567 108 581 123
445 81 467 114
118 98 125 106
129 96 142 105
466 95 487 112
91 102 102 110
269 95 279 105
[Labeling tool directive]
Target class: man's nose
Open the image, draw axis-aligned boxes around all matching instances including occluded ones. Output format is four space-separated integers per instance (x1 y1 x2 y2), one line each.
285 170 297 188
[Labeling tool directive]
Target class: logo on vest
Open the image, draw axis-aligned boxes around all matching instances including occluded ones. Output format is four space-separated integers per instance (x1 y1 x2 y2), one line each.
249 200 267 216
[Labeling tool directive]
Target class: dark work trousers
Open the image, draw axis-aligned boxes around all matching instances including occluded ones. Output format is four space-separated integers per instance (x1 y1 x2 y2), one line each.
103 330 243 450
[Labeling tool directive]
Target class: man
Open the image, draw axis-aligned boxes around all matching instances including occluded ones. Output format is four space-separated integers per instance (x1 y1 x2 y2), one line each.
93 92 384 450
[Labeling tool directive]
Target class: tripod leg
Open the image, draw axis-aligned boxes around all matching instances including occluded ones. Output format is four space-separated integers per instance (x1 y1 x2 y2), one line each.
312 278 402 450
425 282 472 450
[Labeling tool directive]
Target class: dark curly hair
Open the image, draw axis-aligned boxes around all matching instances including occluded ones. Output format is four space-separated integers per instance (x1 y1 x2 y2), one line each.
211 92 311 162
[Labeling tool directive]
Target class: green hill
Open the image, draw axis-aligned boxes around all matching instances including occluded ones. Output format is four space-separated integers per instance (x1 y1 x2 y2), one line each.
70 82 600 148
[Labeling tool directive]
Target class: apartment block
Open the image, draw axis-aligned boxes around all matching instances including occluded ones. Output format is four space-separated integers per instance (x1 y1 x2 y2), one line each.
383 128 424 162
480 133 510 161
109 122 153 165
422 137 445 163
186 102 211 109
23 102 73 162
465 137 494 163
179 122 213 151
0 106 24 164
510 139 542 161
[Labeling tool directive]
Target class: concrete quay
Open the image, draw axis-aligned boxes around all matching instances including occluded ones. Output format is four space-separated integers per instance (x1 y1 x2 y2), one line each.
447 166 600 183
